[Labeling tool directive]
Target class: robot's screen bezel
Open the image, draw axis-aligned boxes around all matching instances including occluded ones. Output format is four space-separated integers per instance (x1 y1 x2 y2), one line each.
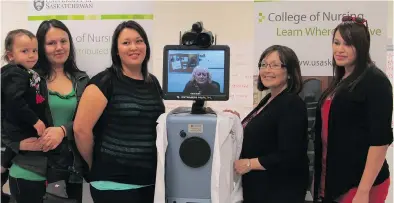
162 45 230 101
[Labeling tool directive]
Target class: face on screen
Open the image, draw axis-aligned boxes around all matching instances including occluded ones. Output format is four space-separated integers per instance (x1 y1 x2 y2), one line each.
194 69 209 84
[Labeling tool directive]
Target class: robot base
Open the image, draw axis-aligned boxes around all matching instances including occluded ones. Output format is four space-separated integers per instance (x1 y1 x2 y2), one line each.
165 106 217 203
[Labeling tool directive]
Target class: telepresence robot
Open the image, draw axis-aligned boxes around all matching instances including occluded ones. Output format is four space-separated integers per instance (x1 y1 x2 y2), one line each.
161 22 231 203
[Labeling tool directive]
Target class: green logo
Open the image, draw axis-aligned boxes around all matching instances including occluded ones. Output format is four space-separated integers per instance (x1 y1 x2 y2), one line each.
258 12 266 23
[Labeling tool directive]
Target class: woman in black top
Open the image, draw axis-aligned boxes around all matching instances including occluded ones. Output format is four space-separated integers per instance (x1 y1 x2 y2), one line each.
313 16 392 203
73 20 165 203
226 45 309 203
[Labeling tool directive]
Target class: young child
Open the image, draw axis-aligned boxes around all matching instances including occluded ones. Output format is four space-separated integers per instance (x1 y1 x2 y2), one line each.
1 29 47 202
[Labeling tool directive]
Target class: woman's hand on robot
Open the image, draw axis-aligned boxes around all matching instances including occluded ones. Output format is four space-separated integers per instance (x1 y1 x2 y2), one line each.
223 109 240 118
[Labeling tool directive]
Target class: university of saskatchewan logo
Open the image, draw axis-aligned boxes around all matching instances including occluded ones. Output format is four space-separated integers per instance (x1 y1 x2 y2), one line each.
34 0 45 11
258 12 266 23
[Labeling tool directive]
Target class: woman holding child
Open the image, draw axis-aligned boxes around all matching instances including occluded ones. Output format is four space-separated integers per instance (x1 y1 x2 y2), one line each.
1 19 89 203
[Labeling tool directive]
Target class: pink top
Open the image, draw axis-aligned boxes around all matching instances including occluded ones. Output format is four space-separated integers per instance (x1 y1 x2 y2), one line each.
319 97 332 197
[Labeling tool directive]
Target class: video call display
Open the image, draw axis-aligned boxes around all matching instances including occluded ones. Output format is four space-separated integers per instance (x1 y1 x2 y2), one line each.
162 45 230 101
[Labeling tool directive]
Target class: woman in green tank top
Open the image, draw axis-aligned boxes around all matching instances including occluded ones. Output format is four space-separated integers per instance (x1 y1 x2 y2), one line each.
6 19 89 203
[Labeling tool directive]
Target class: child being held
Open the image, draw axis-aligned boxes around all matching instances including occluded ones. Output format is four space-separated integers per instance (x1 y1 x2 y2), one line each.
1 29 48 200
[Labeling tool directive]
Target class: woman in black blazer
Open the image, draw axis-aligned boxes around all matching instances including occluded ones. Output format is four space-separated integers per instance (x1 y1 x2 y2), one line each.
226 45 309 203
313 16 392 203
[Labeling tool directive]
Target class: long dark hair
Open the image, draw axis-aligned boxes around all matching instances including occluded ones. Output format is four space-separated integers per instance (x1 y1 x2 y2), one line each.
34 19 82 79
110 20 151 82
319 16 372 103
257 45 303 94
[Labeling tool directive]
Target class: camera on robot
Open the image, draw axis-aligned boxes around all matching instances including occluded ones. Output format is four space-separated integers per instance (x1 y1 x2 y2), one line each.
180 22 216 47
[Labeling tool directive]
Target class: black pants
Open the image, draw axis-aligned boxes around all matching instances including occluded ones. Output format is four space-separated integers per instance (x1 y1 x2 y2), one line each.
1 169 9 189
90 185 155 203
9 176 83 203
1 169 11 203
242 178 308 203
1 147 16 169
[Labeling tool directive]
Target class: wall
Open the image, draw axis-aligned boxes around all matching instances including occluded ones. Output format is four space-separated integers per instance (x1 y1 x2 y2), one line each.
389 0 393 44
1 1 393 61
1 1 30 65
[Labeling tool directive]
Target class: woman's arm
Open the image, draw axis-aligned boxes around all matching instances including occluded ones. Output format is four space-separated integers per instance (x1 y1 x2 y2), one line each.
73 84 107 169
357 146 389 193
357 75 393 193
2 135 42 153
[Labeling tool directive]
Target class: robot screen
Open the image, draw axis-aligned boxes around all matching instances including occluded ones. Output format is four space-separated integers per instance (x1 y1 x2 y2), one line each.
162 45 230 101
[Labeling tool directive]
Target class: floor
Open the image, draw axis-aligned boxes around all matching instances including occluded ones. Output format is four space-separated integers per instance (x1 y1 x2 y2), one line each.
3 180 313 203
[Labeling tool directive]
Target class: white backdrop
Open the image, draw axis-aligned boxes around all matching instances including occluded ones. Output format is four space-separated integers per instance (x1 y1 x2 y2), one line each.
254 1 388 77
27 0 154 77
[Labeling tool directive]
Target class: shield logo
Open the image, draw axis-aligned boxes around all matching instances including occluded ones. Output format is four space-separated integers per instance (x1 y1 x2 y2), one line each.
33 0 44 11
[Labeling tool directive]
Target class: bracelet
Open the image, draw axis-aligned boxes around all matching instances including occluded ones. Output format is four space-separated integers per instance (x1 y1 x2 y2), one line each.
246 159 251 169
60 126 66 137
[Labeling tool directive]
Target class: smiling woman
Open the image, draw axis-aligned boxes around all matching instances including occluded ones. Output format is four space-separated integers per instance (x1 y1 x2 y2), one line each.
3 19 90 203
225 45 309 203
313 16 392 203
117 28 147 73
73 20 165 203
44 27 70 67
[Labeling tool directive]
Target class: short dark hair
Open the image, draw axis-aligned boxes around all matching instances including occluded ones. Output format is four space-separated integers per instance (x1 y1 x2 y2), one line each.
2 29 36 62
34 19 82 79
110 20 151 82
257 45 303 94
